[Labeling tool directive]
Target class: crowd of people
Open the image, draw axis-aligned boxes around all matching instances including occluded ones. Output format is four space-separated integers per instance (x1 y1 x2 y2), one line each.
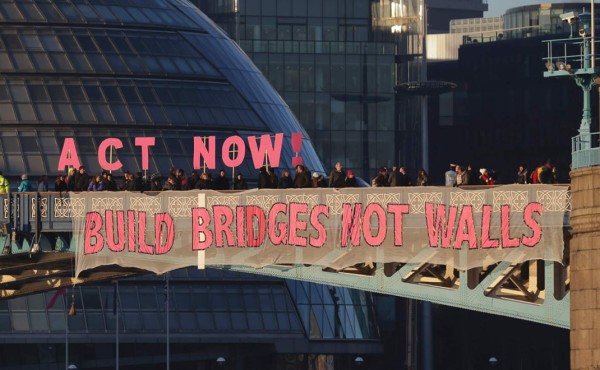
442 159 559 187
0 159 561 194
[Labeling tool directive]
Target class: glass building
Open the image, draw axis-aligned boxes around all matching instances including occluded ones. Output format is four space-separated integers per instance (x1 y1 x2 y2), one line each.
1 269 381 369
196 0 427 178
503 2 597 39
0 0 324 182
0 0 382 369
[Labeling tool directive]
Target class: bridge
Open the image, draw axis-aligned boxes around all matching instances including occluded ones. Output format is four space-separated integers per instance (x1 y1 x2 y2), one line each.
0 186 570 329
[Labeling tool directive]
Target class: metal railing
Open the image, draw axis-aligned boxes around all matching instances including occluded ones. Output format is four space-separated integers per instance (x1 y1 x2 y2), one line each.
572 132 600 169
543 36 600 73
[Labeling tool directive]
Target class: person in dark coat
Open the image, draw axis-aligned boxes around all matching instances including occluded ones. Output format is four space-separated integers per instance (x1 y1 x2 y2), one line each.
397 167 413 186
344 170 358 187
258 166 271 189
212 170 229 190
294 165 311 188
74 166 89 191
162 176 177 191
278 169 294 189
55 175 68 192
539 160 555 184
328 162 346 188
372 167 388 187
233 174 248 190
195 172 212 190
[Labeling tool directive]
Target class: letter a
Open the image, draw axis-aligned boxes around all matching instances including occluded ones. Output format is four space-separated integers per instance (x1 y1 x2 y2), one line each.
57 138 81 171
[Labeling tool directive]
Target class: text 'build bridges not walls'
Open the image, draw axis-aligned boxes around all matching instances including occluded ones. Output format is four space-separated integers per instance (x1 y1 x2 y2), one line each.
73 185 571 276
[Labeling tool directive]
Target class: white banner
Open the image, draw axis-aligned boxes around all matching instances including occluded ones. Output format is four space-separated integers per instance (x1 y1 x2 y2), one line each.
73 185 570 276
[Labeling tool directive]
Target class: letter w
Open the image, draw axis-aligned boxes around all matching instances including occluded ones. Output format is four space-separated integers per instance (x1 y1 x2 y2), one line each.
425 203 457 248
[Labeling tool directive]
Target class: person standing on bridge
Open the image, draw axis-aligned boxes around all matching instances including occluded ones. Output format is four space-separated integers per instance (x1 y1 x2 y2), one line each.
18 174 32 192
329 162 346 188
54 175 67 192
37 175 49 192
0 171 9 193
445 164 457 186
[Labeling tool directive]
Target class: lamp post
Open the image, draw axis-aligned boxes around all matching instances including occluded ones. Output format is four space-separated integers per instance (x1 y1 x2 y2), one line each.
544 11 598 157
575 11 595 145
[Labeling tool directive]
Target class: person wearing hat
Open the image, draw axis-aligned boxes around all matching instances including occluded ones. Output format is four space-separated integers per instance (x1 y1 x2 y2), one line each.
344 170 358 188
372 167 388 187
311 172 326 188
0 171 9 194
479 168 495 185
18 174 32 192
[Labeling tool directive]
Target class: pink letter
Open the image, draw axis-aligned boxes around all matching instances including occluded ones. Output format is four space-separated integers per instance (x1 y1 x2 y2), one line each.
246 206 267 247
454 206 477 249
213 206 235 247
236 207 246 247
309 205 329 248
155 213 174 255
222 136 246 168
192 208 213 250
425 203 457 248
481 205 499 249
362 204 386 246
289 203 308 247
84 212 104 254
268 203 288 245
135 137 155 171
193 136 216 170
341 203 362 247
137 212 154 254
501 205 520 248
105 210 125 252
247 133 284 169
128 210 136 252
57 138 81 171
387 204 409 246
522 203 543 247
98 138 123 172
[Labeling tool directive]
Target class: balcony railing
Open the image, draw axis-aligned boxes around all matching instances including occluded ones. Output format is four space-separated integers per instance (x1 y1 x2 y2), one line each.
543 36 600 76
572 132 600 169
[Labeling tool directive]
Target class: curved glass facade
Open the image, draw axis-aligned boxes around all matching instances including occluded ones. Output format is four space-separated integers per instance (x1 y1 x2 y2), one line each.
0 268 380 369
0 0 324 179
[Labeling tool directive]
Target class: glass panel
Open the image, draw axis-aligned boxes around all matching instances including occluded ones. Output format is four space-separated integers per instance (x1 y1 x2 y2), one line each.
20 136 40 152
123 313 142 330
30 313 49 331
11 313 29 331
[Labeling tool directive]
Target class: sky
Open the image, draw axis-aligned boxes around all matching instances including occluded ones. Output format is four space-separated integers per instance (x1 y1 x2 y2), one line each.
486 0 593 17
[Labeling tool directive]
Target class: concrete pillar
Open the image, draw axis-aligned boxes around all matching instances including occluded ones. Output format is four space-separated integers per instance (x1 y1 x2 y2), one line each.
569 167 600 369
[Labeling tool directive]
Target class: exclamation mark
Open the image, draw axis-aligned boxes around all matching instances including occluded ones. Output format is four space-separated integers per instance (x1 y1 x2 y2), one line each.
291 132 303 167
